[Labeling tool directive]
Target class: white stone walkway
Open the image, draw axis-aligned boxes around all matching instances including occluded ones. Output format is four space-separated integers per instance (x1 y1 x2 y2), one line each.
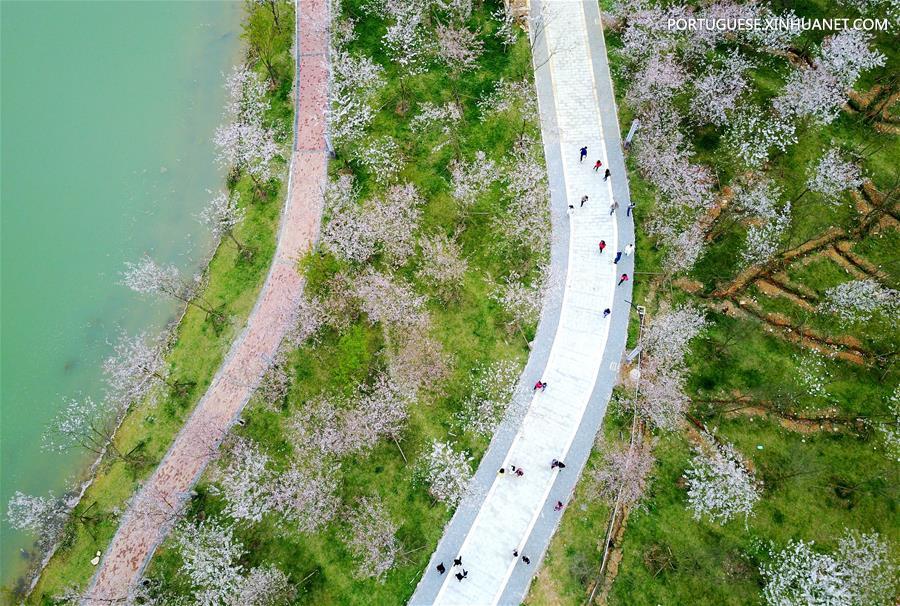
411 1 634 604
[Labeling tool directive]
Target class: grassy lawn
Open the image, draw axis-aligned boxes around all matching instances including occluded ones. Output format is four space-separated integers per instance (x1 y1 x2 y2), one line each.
20 3 296 604
527 0 899 604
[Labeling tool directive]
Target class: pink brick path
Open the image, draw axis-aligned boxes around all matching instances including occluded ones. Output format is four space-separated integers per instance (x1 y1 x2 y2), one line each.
82 1 328 602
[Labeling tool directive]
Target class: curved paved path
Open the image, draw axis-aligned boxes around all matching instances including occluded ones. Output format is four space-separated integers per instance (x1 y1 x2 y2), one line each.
409 1 634 604
82 1 329 602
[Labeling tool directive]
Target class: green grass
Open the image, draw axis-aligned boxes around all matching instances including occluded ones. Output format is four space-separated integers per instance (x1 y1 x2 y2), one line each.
20 3 296 604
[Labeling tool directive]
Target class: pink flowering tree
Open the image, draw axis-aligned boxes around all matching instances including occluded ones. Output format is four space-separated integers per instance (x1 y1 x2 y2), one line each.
435 25 483 79
684 433 761 525
343 496 400 581
417 440 473 507
354 270 428 327
199 191 250 259
741 202 792 267
386 329 453 400
690 50 754 126
590 438 656 508
416 232 468 297
495 136 551 256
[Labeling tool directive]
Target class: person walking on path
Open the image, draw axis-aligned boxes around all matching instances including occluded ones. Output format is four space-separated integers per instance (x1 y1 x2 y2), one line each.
455 570 468 581
580 146 587 162
627 202 635 217
551 459 567 469
437 563 446 575
614 251 622 264
598 240 606 253
554 500 564 511
533 380 547 392
603 308 610 318
453 556 463 567
609 201 619 215
593 160 602 172
580 195 589 207
522 556 531 565
604 168 611 181
625 243 634 256
567 204 575 218
618 273 629 286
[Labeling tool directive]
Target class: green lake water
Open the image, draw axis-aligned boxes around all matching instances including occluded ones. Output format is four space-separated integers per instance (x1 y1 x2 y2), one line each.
1 0 242 588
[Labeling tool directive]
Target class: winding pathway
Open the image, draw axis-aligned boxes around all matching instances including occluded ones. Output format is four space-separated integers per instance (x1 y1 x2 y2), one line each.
82 0 329 602
409 1 634 604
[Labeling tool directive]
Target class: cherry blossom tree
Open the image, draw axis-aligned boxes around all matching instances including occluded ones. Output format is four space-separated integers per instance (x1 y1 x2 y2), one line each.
742 202 792 267
416 232 468 294
449 150 501 209
320 175 374 263
456 359 522 437
664 221 706 275
199 192 250 258
418 440 473 506
371 183 424 263
343 495 399 581
214 437 272 523
761 530 898 606
684 433 761 525
410 101 462 153
268 463 340 533
255 348 292 408
774 30 885 125
122 256 223 323
214 65 280 194
380 2 430 77
590 439 655 508
492 4 519 47
725 104 797 167
495 136 551 255
477 79 538 123
820 279 900 324
234 566 294 606
625 52 687 109
642 304 707 372
627 357 691 431
329 50 385 145
6 491 66 538
103 330 173 407
492 270 546 330
690 50 754 126
359 136 403 185
43 396 124 459
286 293 326 347
435 25 483 76
386 329 452 400
353 270 427 327
806 147 863 203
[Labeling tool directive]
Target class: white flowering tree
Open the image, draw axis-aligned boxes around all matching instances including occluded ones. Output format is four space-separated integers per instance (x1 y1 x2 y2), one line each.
199 192 250 258
268 464 340 533
805 147 863 204
256 348 291 408
477 79 538 124
492 271 546 335
359 136 403 185
418 440 473 507
742 202 792 267
416 232 468 295
725 104 797 167
343 496 400 581
380 2 430 79
449 150 501 210
761 530 898 606
43 396 124 459
103 330 175 407
122 256 223 323
329 50 385 146
625 52 687 109
215 438 272 523
456 359 522 437
690 50 754 126
590 439 656 508
435 25 483 78
174 518 246 603
774 30 885 125
410 101 462 153
820 279 900 324
213 65 280 196
642 304 707 371
684 433 761 525
495 137 551 255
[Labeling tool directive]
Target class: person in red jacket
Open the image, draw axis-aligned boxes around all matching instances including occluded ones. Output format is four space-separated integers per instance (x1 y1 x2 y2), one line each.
598 240 606 253
593 159 602 172
618 273 629 286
